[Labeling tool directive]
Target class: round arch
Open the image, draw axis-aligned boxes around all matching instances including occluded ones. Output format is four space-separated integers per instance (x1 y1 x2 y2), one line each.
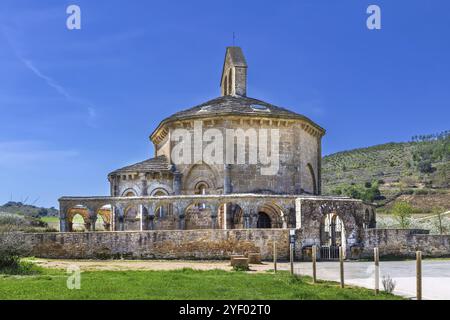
122 189 138 197
182 162 220 193
257 202 284 228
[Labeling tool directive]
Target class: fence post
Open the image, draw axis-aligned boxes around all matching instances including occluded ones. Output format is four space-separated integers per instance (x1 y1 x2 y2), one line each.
273 241 277 273
374 247 380 294
290 243 294 276
339 246 344 288
416 251 422 300
312 245 317 283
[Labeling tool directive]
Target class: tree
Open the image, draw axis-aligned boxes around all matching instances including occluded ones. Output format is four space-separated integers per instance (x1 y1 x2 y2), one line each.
432 206 449 235
391 202 414 229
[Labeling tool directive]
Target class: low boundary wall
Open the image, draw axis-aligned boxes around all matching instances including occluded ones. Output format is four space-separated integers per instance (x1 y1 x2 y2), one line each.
3 228 449 261
14 229 290 260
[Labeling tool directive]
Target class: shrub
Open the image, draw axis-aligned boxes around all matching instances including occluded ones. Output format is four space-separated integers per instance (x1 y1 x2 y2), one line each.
382 275 396 294
0 226 32 273
417 160 434 174
232 265 250 272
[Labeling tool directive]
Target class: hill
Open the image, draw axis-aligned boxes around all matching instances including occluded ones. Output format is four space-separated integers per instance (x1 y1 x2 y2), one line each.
322 131 450 213
0 201 58 218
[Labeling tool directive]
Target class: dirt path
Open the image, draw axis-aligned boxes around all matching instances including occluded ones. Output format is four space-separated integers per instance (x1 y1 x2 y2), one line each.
31 258 277 272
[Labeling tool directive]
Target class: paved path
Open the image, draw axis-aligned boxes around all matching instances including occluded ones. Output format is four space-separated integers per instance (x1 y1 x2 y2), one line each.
282 260 450 300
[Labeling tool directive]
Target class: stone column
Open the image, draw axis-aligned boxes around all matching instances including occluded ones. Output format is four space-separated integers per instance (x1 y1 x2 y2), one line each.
243 213 250 229
59 203 68 232
209 203 219 229
223 164 232 194
87 206 98 232
178 214 185 230
115 205 125 231
147 203 155 230
140 174 148 196
250 207 259 229
173 171 182 195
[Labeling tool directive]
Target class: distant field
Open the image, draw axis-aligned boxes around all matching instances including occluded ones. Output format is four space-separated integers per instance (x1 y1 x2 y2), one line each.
0 268 402 300
40 216 60 223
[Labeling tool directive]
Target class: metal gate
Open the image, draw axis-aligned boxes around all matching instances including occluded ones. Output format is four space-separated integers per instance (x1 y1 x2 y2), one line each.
320 245 340 261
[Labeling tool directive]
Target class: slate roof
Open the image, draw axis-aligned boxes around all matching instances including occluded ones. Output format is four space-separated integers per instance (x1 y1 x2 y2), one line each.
109 155 172 176
150 95 325 140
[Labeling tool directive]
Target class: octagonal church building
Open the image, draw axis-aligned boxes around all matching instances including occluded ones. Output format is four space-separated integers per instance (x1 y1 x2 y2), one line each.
59 47 377 260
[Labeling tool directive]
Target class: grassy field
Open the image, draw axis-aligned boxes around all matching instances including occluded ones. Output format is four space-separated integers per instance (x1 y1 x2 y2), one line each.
0 267 403 300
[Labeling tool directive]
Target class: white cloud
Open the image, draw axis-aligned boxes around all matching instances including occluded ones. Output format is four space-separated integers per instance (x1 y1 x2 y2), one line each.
1 26 98 127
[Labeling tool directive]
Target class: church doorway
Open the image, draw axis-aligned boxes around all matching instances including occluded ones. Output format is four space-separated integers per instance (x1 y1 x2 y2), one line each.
257 212 272 229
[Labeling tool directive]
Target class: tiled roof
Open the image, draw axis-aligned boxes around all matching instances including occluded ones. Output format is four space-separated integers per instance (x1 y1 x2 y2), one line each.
158 95 324 128
109 155 172 175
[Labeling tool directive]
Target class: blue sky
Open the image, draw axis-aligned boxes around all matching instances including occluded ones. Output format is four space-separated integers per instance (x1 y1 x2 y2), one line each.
0 0 449 207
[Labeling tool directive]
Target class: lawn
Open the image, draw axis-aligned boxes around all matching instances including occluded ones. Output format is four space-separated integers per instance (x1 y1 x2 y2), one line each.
0 268 403 300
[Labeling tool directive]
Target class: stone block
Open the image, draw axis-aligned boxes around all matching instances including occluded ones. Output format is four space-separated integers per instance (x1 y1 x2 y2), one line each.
247 252 261 264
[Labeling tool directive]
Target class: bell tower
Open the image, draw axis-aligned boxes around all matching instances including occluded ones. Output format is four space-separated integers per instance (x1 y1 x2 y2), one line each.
220 47 247 97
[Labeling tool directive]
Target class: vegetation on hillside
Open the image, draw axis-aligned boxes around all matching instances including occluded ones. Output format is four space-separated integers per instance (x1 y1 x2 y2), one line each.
0 201 58 218
322 131 450 212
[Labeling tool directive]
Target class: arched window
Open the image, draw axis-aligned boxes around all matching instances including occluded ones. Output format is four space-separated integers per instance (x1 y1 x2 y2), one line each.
153 189 169 218
224 76 228 95
195 182 209 210
228 68 232 95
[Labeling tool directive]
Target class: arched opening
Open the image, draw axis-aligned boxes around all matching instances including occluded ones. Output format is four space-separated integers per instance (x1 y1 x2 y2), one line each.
228 68 232 94
257 202 284 228
320 213 346 260
70 213 87 231
257 212 271 228
363 209 370 229
124 206 140 231
224 76 228 95
184 201 217 230
97 205 112 231
121 190 140 231
67 205 89 232
123 190 137 197
194 181 209 210
152 188 170 217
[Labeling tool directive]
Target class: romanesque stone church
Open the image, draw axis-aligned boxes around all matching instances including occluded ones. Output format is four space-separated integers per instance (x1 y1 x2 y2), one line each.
59 47 376 260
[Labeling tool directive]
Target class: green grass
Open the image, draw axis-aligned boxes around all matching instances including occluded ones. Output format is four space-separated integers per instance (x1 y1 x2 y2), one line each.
0 268 403 300
40 216 60 223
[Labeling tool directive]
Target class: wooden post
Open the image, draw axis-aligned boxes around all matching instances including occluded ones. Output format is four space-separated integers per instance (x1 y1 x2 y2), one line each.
290 243 294 276
416 251 422 300
273 241 277 273
374 247 380 294
312 245 317 283
339 246 344 288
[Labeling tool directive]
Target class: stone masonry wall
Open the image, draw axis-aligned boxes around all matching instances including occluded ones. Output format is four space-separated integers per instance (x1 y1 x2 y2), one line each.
13 229 290 260
362 229 450 258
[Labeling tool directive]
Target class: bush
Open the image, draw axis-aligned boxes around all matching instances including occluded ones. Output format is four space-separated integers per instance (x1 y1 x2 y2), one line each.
0 226 32 273
382 275 396 293
232 265 250 272
417 160 434 174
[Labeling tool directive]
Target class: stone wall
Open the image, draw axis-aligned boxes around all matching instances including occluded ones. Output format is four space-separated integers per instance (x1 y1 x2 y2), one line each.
13 229 290 260
362 229 450 258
